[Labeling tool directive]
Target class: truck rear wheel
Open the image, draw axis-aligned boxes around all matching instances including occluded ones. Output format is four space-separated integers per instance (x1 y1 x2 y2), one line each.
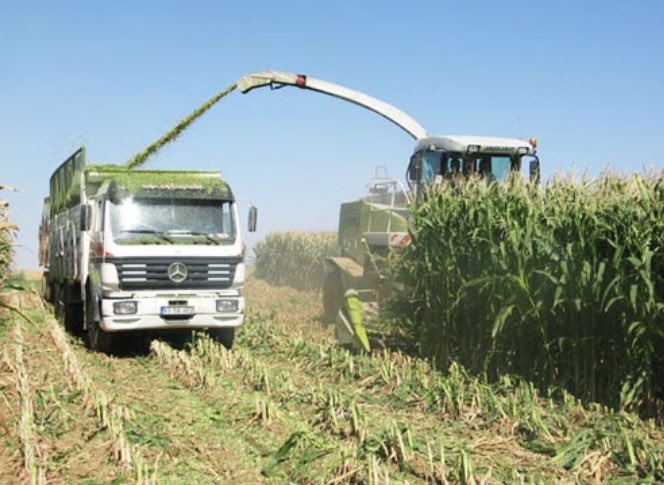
208 328 235 349
61 284 83 335
322 270 343 324
41 272 53 303
53 284 64 320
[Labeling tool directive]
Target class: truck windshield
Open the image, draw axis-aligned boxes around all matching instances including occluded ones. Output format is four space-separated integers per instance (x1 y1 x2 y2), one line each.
109 198 236 245
421 151 516 183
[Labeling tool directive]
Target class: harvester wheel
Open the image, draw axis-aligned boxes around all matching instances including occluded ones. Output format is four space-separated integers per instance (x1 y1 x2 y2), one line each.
208 327 235 349
322 270 343 324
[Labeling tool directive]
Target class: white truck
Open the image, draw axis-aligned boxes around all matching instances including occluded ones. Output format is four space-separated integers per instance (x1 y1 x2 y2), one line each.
39 147 256 352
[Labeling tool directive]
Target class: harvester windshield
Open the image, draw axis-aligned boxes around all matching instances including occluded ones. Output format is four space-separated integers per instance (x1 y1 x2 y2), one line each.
420 150 515 184
109 198 235 245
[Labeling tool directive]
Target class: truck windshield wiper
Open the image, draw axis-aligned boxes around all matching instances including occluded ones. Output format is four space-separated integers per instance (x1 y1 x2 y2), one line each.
121 229 175 243
170 230 224 244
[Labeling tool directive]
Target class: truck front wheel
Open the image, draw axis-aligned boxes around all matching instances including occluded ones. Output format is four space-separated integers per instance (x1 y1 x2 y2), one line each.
88 318 115 353
208 328 235 349
86 291 114 353
322 270 343 324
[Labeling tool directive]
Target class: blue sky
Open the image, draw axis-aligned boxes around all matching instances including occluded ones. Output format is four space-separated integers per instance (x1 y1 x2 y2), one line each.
1 0 663 269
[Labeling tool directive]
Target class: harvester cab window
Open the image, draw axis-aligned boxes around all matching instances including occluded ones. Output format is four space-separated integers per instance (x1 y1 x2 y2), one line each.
419 150 462 184
416 150 518 184
421 151 441 184
453 154 513 182
478 156 495 181
449 157 462 176
490 156 511 181
463 156 475 176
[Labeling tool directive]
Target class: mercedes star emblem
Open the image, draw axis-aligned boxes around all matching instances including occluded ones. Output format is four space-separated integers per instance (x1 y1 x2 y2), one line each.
167 262 188 283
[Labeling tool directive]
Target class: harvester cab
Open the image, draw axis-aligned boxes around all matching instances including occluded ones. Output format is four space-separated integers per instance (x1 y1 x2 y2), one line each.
406 135 540 191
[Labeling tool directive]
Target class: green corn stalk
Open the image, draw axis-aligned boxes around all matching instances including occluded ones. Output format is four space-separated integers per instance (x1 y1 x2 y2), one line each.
394 172 664 410
0 213 18 288
459 449 472 484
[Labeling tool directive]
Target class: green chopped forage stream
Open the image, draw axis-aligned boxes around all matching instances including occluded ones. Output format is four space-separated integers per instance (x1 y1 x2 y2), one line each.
124 82 238 170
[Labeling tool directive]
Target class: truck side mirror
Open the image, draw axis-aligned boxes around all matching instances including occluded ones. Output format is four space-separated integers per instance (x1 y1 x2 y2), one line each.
80 204 91 231
248 206 257 233
529 158 541 185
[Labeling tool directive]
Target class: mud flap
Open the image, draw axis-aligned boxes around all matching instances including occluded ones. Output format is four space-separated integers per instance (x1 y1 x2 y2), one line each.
334 290 370 352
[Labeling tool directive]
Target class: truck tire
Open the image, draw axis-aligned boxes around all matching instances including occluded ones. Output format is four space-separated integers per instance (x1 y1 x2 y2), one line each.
208 328 235 349
63 284 83 335
41 272 53 303
85 290 114 353
322 270 343 324
53 283 64 320
88 317 115 353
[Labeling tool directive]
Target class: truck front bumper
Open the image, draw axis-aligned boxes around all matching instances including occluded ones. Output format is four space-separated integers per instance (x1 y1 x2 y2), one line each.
100 294 244 332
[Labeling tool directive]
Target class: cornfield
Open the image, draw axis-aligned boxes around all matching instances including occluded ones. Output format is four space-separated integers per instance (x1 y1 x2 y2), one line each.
0 230 11 287
0 195 17 288
395 172 664 410
253 232 339 291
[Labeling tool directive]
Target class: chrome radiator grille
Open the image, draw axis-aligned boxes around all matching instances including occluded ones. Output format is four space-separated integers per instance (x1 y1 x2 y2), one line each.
111 257 241 290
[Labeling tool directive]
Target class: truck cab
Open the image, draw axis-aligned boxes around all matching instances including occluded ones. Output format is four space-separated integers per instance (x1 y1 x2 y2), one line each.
41 148 256 352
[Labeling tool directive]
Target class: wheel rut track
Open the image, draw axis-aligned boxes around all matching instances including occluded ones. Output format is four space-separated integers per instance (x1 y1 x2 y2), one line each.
10 293 264 484
69 329 264 483
1 293 132 484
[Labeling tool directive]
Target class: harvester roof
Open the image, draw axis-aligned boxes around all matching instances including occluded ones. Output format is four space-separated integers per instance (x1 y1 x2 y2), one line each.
415 135 536 155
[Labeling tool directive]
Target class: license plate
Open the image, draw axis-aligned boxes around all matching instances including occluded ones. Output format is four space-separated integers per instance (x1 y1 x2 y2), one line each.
160 306 194 317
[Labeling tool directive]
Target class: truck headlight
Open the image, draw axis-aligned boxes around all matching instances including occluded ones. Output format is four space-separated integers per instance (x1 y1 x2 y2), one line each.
216 299 238 313
113 301 137 315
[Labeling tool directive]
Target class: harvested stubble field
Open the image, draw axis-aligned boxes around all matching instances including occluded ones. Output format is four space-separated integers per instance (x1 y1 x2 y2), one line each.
1 277 663 484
